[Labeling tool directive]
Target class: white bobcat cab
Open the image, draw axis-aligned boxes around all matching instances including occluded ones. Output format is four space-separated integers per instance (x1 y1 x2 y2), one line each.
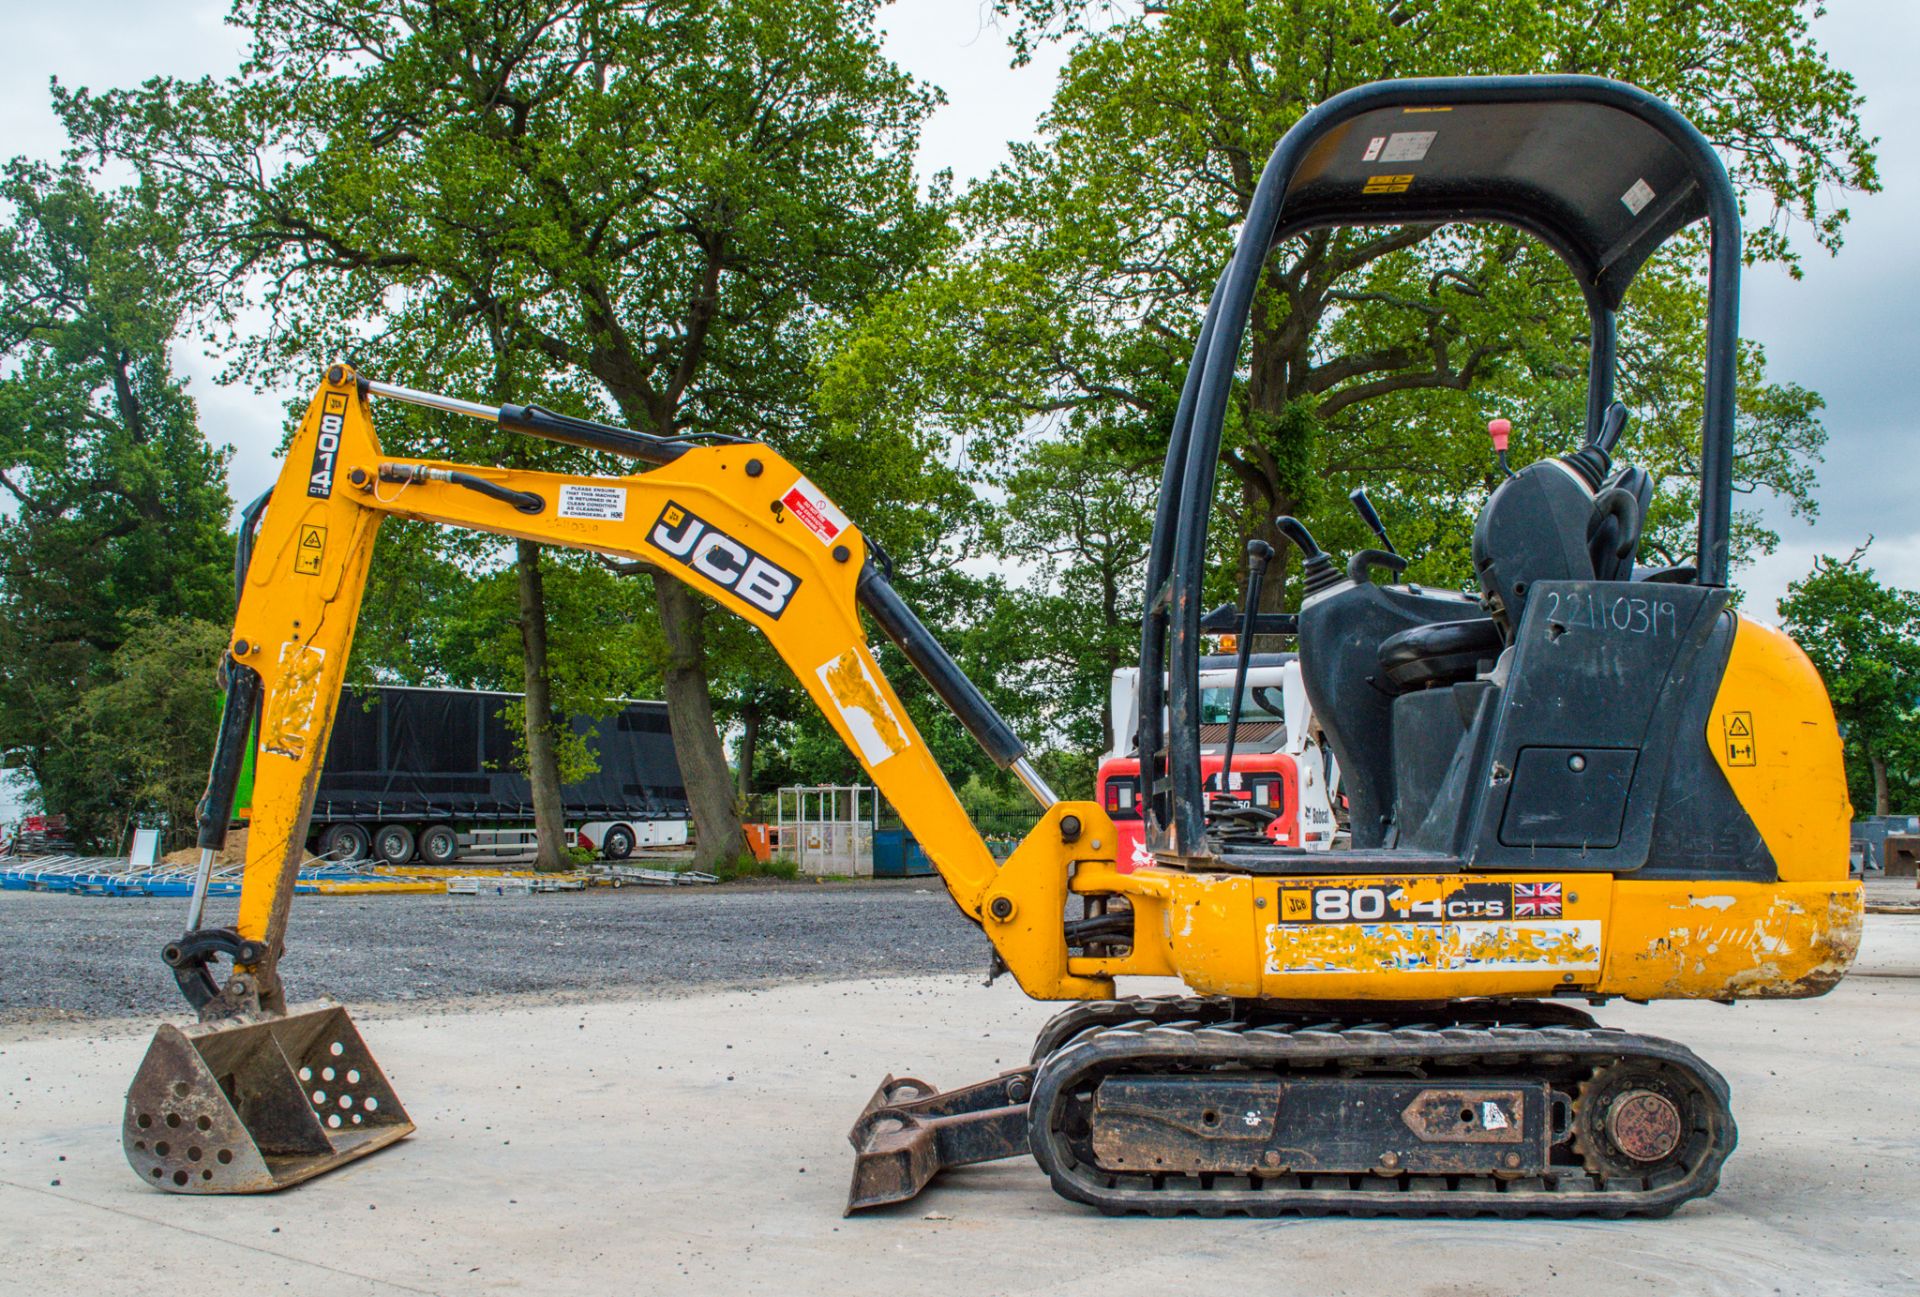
1098 653 1343 871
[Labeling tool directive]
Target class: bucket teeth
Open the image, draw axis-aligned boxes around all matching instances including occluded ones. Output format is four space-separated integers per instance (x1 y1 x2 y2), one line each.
123 1001 412 1193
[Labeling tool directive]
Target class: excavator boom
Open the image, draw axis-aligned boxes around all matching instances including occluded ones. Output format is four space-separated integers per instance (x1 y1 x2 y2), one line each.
227 370 1041 995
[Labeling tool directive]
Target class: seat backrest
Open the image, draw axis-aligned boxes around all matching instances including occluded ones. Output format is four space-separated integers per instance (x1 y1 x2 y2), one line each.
1471 459 1601 636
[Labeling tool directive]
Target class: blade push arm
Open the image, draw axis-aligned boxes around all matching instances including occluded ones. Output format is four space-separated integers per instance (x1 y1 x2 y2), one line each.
210 365 1112 1013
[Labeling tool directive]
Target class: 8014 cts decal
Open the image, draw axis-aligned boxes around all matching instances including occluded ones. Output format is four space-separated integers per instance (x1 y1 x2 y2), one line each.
649 501 798 618
1278 880 1564 924
308 392 348 499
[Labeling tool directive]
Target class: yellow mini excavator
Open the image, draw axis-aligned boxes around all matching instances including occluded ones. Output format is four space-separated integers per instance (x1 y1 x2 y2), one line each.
124 75 1858 1217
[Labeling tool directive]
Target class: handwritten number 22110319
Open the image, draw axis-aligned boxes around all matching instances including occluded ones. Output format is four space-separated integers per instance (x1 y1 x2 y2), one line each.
1540 590 1678 638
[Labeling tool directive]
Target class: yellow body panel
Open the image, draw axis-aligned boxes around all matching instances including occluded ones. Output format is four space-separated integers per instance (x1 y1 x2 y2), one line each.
1707 615 1855 882
1599 879 1860 999
1065 869 1859 1001
224 369 1863 1017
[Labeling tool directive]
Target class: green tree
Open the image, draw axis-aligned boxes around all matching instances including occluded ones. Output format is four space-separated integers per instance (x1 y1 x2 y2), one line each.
823 0 1874 635
64 0 949 868
984 439 1155 756
0 162 233 848
1778 544 1920 817
63 614 232 850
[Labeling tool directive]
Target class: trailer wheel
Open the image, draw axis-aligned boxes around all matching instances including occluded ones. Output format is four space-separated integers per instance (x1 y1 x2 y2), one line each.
373 823 416 866
601 823 636 861
419 825 459 866
320 823 371 863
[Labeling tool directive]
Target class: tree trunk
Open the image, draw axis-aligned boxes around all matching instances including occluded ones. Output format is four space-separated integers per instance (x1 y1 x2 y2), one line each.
515 540 569 868
1100 566 1122 756
1872 746 1891 817
652 572 748 869
737 697 760 801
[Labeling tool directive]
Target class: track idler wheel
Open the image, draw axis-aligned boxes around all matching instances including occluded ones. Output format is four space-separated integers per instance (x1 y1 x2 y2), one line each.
1573 1060 1710 1182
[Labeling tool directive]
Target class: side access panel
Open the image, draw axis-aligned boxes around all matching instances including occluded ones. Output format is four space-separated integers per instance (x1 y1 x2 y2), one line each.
1459 581 1772 880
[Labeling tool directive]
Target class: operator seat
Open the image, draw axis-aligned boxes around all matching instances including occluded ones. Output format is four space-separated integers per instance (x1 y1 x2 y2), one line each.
1376 407 1648 694
1377 616 1504 693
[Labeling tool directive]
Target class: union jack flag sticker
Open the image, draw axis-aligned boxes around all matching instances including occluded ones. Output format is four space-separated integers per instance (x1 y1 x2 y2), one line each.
1513 882 1563 917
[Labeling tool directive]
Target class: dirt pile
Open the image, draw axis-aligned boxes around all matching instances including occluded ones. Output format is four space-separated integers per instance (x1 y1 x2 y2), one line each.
159 825 249 866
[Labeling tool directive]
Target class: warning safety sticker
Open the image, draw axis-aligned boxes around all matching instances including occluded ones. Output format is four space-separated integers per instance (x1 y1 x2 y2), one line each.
558 484 628 521
1378 130 1435 163
294 523 326 576
1722 711 1756 766
816 647 908 766
781 476 851 546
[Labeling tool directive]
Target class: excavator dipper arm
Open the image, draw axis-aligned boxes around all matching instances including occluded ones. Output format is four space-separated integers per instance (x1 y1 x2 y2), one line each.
210 365 1121 1012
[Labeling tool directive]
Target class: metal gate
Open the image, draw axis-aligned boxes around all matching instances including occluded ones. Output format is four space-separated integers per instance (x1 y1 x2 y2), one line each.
775 784 875 877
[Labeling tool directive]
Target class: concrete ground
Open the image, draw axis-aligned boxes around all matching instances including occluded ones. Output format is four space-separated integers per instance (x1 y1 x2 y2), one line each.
5 920 1920 1296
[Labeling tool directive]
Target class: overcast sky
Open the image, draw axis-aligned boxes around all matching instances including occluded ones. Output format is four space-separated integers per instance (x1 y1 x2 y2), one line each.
4 0 1915 619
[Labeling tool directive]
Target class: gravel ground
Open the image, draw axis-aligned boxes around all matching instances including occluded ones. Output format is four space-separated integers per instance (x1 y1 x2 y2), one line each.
1866 874 1920 911
0 879 986 1025
19 876 1904 1026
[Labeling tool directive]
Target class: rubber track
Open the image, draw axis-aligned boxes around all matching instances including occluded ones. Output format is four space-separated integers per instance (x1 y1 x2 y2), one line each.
1027 1018 1736 1218
1028 996 1605 1063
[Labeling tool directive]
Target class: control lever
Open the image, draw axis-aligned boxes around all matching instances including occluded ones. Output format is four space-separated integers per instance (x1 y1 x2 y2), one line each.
1219 538 1273 799
1488 418 1515 479
1274 516 1341 596
1590 400 1630 455
1346 548 1409 585
1348 487 1397 555
1563 400 1630 489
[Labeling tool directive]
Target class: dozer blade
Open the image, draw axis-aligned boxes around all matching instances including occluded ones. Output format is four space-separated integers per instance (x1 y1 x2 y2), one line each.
124 1001 412 1193
844 1069 1033 1213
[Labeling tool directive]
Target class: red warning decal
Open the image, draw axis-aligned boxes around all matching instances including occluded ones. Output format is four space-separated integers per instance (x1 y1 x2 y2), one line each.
781 476 851 546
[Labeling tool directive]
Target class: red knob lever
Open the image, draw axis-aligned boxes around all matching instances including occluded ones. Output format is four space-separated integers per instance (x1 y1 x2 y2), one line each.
1487 418 1511 453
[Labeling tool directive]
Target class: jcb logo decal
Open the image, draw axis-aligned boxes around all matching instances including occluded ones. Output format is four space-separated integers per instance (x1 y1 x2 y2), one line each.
650 502 798 619
308 392 347 499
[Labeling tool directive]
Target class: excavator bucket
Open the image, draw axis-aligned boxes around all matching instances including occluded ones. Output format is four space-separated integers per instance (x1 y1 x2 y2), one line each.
123 1002 411 1193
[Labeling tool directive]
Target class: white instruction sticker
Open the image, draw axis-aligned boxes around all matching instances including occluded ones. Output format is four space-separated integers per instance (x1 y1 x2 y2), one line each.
1481 1101 1510 1131
1362 135 1386 162
816 648 909 766
781 476 851 546
558 484 628 520
1621 177 1656 216
1379 131 1436 163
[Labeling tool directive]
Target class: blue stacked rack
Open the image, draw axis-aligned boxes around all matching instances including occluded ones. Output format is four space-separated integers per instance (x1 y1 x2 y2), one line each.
0 854 394 898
